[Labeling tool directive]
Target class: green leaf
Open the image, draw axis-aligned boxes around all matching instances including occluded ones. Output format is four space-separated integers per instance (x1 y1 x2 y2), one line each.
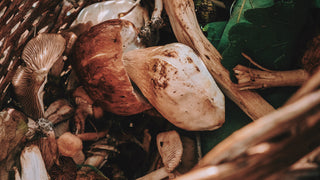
222 0 312 74
313 0 320 8
201 97 251 155
217 0 274 52
201 0 314 155
203 21 227 47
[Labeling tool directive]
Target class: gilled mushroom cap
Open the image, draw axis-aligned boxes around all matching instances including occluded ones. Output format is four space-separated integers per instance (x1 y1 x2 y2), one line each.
71 19 151 116
57 132 83 157
157 130 183 172
12 33 66 120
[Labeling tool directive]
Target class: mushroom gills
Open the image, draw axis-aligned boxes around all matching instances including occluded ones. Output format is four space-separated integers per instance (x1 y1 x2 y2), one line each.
123 43 225 131
12 33 66 120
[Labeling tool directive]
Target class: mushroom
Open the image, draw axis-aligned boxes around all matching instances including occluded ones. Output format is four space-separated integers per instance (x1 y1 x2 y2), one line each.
12 33 66 120
57 132 85 164
18 145 50 180
71 19 152 116
123 43 225 131
157 130 183 173
71 0 149 30
137 130 183 180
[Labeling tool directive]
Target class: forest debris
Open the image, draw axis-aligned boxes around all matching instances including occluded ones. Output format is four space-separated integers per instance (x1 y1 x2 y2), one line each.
301 35 320 75
44 99 74 125
48 156 77 180
290 146 320 170
77 130 109 141
163 0 275 120
0 108 28 161
233 65 308 90
286 68 320 104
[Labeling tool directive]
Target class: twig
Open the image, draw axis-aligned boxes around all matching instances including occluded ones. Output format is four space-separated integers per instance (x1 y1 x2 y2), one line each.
233 65 308 90
77 130 109 141
163 0 275 120
241 53 273 72
176 88 320 179
286 68 320 104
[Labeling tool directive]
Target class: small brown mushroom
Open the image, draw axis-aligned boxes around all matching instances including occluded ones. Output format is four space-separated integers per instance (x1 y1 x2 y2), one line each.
71 19 152 116
57 132 85 164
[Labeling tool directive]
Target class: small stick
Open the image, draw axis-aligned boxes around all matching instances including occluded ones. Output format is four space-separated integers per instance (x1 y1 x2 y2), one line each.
233 65 308 90
241 53 273 72
286 67 320 104
77 130 109 141
163 0 275 120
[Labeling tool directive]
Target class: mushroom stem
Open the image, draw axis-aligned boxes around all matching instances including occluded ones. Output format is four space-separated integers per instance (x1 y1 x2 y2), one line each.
20 145 50 180
136 167 170 180
152 0 163 20
163 0 275 120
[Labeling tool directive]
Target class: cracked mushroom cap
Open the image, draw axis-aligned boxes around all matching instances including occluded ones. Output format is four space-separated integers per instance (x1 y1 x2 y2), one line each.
71 19 151 116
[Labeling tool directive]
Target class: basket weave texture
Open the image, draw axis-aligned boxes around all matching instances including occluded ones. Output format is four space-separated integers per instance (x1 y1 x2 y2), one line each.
0 0 102 108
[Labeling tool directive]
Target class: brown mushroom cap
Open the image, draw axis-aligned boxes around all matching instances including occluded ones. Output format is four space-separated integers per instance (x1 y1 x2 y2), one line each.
57 132 83 157
71 19 151 116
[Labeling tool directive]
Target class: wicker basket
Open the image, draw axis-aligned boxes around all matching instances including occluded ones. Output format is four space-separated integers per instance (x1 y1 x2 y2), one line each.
0 0 319 180
0 0 104 108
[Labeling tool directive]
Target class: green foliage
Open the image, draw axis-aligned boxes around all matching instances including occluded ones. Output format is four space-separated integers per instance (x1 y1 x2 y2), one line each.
201 97 251 154
201 0 316 155
221 0 311 73
217 0 274 52
313 0 320 7
202 21 227 47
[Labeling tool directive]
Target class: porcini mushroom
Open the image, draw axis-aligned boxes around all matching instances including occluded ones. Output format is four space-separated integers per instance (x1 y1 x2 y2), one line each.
123 43 225 131
71 19 152 116
12 33 66 120
57 132 85 164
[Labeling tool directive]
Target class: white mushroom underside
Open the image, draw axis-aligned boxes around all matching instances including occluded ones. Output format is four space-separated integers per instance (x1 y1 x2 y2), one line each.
71 0 148 29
